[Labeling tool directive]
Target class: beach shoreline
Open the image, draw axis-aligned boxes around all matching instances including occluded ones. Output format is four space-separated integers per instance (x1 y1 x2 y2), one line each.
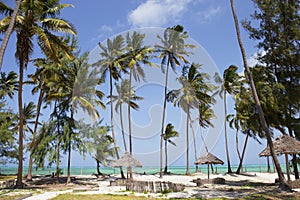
1 172 299 199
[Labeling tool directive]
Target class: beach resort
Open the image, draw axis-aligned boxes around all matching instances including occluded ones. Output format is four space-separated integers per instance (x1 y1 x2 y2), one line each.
0 0 299 199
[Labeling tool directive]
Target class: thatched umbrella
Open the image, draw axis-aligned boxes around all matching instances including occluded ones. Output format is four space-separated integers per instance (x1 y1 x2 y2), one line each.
259 135 300 180
195 152 224 179
110 152 142 180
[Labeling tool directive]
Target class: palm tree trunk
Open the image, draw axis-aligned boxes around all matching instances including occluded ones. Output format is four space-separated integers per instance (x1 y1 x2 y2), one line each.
224 91 232 173
188 115 198 173
186 110 190 175
230 0 290 190
236 134 249 174
66 107 74 184
235 129 241 161
128 69 133 180
288 128 299 179
160 62 170 178
109 69 125 179
119 106 127 151
0 0 22 71
16 62 24 188
164 139 168 174
292 154 299 179
56 134 61 183
199 124 209 152
56 103 60 183
96 160 101 175
267 156 271 173
27 89 44 181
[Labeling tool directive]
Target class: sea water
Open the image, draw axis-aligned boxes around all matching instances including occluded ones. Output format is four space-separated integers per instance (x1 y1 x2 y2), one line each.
0 164 285 176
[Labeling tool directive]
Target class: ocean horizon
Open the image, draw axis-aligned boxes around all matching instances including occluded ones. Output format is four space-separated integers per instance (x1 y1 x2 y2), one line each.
0 164 286 176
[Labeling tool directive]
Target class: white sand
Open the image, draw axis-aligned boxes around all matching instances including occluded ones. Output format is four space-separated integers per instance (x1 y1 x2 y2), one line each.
20 172 298 199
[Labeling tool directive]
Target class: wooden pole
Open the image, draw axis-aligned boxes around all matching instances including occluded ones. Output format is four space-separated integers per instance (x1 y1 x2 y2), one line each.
285 154 291 181
207 164 210 180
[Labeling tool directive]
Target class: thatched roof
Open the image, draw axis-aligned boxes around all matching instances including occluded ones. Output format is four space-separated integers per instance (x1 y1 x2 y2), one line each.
194 152 224 165
259 135 300 157
110 152 142 168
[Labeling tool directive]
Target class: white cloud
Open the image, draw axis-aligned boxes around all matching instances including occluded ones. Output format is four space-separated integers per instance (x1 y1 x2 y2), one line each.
98 25 113 33
128 0 192 27
247 51 266 67
197 6 222 23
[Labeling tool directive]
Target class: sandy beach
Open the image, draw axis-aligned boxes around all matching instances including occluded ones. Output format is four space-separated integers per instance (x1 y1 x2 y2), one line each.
1 172 298 199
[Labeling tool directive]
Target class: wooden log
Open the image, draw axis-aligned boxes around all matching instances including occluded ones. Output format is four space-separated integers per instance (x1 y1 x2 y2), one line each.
212 177 225 184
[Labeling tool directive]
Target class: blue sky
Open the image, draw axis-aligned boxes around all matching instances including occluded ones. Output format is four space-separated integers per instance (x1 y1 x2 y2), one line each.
2 0 284 168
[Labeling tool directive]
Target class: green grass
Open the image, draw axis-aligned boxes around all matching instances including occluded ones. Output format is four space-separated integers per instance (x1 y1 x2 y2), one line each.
0 175 17 181
0 194 31 200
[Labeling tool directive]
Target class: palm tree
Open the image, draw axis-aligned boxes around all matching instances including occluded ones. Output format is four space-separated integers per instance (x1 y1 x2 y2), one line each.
0 71 18 99
95 34 126 179
0 0 76 187
48 46 105 184
155 25 195 178
22 102 36 135
108 79 144 152
214 65 240 173
197 103 216 152
25 58 55 180
229 0 289 190
0 0 22 70
162 123 178 174
123 31 153 179
167 64 203 175
227 105 249 174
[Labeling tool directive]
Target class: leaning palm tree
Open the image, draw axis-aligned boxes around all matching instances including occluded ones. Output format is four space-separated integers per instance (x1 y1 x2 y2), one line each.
0 0 76 187
229 0 289 190
93 34 126 179
155 25 195 178
0 0 22 70
214 65 241 173
162 123 178 174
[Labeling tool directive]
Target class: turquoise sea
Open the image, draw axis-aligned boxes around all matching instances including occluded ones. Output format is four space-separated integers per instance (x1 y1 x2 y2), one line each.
0 164 284 176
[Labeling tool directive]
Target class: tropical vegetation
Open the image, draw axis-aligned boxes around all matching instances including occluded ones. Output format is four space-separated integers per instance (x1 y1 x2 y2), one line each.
0 0 298 191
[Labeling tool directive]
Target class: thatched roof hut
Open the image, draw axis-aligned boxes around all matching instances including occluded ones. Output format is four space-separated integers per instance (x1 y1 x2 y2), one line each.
195 152 224 165
259 135 300 157
195 152 224 179
110 152 142 168
259 135 300 181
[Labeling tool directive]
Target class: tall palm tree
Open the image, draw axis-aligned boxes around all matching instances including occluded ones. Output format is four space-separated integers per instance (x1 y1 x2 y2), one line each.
229 0 289 190
108 79 144 152
94 34 126 179
0 0 22 70
155 25 195 178
162 123 178 174
124 31 153 179
167 64 204 175
214 65 240 173
197 103 216 152
48 47 105 184
25 58 55 180
0 0 76 187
